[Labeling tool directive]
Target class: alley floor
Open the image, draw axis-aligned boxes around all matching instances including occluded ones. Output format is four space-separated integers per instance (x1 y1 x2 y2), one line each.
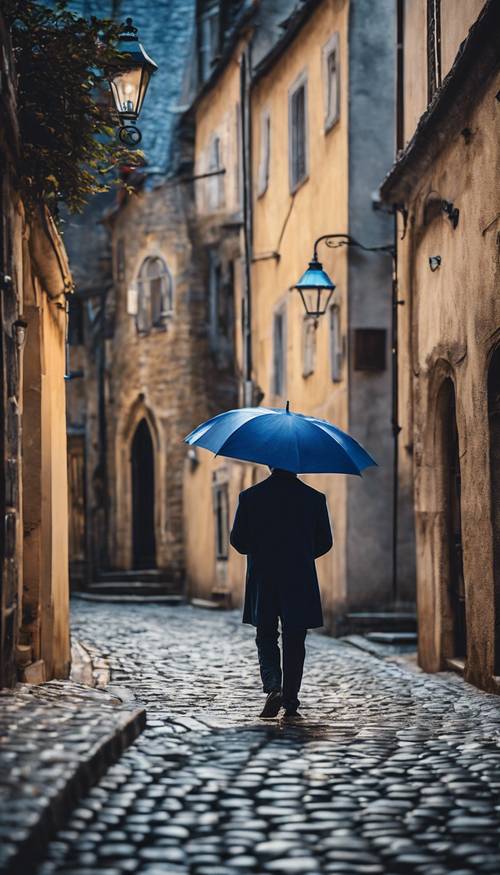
35 601 500 875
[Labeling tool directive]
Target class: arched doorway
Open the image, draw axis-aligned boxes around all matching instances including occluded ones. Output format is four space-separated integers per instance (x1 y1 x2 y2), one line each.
440 378 466 660
131 418 156 569
488 348 500 674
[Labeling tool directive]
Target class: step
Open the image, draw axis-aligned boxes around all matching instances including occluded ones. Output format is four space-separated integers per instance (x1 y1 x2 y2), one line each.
72 592 184 604
95 568 171 584
342 610 417 635
87 580 181 597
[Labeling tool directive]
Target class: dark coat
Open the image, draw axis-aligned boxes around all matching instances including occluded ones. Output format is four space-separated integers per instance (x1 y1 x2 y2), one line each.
230 470 333 629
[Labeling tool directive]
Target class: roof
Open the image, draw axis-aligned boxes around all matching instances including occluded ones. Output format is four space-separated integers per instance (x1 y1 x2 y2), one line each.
251 0 322 84
380 0 500 204
69 0 196 177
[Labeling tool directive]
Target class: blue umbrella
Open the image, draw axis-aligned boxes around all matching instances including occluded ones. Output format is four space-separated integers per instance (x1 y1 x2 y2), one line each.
184 402 376 475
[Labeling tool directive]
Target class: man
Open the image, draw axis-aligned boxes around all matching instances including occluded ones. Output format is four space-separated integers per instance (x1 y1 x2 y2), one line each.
230 467 333 719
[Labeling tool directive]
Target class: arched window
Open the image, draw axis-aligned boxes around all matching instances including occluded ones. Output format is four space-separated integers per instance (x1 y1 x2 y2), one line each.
136 256 173 333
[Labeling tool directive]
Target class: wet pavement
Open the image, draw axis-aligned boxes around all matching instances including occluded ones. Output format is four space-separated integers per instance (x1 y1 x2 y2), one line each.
34 601 500 875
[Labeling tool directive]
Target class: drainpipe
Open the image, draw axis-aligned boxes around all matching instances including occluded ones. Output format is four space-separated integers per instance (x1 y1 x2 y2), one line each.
240 48 253 404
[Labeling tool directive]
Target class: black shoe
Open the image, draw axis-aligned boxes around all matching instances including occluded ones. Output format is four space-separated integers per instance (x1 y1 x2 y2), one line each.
282 709 303 721
259 690 282 719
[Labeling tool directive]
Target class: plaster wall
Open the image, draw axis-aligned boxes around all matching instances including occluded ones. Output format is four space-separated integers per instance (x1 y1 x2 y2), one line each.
397 70 500 690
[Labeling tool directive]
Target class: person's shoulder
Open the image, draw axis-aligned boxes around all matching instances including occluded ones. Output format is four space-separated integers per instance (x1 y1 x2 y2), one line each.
239 479 270 501
297 479 327 503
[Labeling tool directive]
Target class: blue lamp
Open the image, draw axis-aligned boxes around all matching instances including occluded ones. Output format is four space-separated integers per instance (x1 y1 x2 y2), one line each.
291 257 336 319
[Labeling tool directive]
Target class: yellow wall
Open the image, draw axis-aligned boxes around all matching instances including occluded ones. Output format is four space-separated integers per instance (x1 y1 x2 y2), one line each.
185 1 353 625
195 42 245 218
249 0 350 624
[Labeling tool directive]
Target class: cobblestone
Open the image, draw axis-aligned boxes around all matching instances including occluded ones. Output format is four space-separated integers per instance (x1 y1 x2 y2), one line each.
29 601 500 874
0 651 145 875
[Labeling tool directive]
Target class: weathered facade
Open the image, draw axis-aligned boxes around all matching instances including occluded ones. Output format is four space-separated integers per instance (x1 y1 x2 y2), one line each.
184 0 415 632
381 0 499 690
65 0 236 591
0 16 72 687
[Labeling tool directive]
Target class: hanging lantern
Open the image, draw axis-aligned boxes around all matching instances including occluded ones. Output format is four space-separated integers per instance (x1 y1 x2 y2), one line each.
291 258 336 319
109 18 158 147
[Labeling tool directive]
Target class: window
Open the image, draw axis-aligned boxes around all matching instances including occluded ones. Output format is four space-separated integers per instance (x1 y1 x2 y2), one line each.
329 305 342 382
323 33 340 131
427 0 442 102
199 1 219 83
353 328 386 371
273 306 286 396
288 73 308 192
302 317 316 378
257 110 271 197
208 251 234 364
213 482 229 560
208 135 224 210
136 256 173 333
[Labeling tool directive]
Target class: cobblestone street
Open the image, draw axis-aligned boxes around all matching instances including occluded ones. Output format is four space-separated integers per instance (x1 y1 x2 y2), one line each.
35 601 500 875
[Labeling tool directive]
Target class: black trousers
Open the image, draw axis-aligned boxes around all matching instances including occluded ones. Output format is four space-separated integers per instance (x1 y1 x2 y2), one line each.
256 617 307 712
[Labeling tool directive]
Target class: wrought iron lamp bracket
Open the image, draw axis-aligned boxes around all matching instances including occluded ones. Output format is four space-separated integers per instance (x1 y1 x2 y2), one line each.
312 233 395 261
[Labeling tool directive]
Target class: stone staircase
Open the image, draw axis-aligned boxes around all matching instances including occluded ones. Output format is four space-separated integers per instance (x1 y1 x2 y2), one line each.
78 569 184 603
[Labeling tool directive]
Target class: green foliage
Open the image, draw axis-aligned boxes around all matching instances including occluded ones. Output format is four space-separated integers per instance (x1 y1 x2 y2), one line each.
4 0 144 214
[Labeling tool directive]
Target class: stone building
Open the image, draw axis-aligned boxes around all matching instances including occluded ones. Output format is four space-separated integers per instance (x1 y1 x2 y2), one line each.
65 0 235 593
0 15 72 687
380 0 499 690
184 0 416 633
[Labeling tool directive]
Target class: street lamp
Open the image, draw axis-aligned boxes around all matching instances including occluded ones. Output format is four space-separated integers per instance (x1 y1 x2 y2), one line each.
109 18 158 147
291 234 394 319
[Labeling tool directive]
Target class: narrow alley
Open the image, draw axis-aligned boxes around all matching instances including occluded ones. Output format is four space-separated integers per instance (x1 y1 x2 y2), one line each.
34 602 500 875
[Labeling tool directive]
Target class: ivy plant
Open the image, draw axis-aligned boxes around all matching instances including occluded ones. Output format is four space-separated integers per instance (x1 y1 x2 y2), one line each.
4 0 144 214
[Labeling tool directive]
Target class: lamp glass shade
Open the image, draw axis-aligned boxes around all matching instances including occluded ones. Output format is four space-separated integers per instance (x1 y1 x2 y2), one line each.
110 26 158 122
292 259 336 318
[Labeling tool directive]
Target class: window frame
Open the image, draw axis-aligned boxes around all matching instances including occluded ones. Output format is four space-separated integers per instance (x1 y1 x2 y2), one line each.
322 32 340 133
288 70 309 194
135 255 174 335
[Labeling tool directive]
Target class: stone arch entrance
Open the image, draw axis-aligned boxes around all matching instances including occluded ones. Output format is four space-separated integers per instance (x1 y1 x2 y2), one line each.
488 348 500 674
114 397 165 570
438 377 466 661
131 418 156 569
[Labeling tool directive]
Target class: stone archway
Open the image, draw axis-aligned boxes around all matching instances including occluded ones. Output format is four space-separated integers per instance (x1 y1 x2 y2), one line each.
488 348 500 674
131 418 156 569
114 397 164 570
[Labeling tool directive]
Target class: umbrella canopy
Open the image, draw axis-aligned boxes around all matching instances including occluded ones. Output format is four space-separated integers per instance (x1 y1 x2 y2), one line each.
184 403 376 475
